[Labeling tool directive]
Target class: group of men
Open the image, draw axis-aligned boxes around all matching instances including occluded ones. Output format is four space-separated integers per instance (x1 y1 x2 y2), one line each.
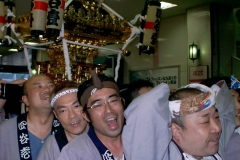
0 71 239 160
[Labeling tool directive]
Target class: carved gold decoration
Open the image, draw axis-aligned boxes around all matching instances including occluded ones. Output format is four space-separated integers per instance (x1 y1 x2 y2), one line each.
15 0 130 84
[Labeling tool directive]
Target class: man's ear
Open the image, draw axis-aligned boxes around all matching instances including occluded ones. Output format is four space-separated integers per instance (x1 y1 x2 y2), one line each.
53 110 58 119
82 112 91 122
171 123 182 140
22 95 29 106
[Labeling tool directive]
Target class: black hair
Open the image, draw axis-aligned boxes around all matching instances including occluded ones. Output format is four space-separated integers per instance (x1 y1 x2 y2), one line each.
169 87 203 101
77 74 118 112
169 87 203 129
122 79 153 108
51 80 78 100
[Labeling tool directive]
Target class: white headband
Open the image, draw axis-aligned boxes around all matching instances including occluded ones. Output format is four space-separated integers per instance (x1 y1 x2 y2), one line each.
51 89 78 107
169 83 216 118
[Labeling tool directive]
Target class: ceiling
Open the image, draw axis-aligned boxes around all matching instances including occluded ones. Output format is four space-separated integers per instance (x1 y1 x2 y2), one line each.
104 0 240 20
1 0 240 57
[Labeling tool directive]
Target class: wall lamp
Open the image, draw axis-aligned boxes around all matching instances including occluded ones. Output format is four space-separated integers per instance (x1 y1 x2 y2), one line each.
189 42 199 63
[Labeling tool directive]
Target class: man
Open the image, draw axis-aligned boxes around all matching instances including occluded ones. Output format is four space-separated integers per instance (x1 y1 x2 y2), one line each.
122 81 235 159
58 70 125 160
0 74 60 160
168 84 222 159
37 81 89 160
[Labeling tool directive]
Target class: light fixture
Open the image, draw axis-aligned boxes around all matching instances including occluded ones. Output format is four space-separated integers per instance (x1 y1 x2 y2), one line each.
189 42 198 63
8 48 18 52
160 1 177 10
32 69 37 75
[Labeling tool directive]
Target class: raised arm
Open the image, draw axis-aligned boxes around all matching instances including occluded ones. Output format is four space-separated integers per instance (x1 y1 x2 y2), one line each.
214 80 236 159
122 83 172 160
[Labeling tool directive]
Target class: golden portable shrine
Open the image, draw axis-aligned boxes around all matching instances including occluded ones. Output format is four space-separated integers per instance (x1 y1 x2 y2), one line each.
11 0 131 84
0 0 161 84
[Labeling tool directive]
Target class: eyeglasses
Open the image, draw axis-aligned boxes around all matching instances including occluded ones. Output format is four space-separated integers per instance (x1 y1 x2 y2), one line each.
87 96 123 110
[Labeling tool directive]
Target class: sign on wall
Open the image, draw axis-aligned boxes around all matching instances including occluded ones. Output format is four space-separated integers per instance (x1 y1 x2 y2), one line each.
130 65 180 89
189 65 208 83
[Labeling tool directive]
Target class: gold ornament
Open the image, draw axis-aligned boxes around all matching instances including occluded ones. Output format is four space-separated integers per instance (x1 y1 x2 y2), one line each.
18 44 24 52
122 49 131 56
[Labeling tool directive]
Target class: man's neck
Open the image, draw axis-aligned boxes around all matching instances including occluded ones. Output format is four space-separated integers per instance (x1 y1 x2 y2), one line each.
192 155 203 160
27 109 54 139
65 124 89 142
96 132 123 158
172 139 204 160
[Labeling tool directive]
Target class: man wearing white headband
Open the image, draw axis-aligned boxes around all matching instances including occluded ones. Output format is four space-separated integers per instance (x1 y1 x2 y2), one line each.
37 81 88 160
169 83 222 159
58 71 125 160
122 81 235 160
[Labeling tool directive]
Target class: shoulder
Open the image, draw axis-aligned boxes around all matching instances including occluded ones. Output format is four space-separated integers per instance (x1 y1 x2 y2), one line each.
62 132 97 154
65 131 92 149
44 134 58 147
225 133 240 159
169 141 184 159
0 116 17 132
37 135 60 160
59 131 100 159
0 117 19 160
226 132 240 147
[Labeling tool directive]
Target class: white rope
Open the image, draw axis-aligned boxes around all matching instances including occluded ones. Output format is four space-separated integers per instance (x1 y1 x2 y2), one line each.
24 45 46 50
136 43 142 48
130 14 145 25
4 35 17 44
19 39 32 77
122 26 141 50
60 22 72 80
24 41 54 47
114 52 122 81
10 23 20 37
65 0 73 9
6 8 15 17
97 0 104 7
1 23 10 31
65 40 120 54
101 3 134 28
65 39 122 81
1 9 16 32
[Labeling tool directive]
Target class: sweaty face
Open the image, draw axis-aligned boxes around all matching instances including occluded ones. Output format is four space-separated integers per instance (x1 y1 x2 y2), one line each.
22 75 55 109
86 88 124 139
230 89 240 128
54 91 88 141
174 106 221 158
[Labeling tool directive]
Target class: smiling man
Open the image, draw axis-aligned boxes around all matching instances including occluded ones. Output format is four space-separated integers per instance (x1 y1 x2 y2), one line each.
58 71 125 160
37 81 89 160
0 75 60 160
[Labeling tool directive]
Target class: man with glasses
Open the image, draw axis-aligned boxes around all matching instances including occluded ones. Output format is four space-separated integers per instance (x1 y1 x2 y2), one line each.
58 70 125 160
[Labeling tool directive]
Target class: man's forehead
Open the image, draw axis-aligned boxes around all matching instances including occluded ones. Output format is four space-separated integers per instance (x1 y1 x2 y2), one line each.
230 89 240 96
55 96 79 107
28 75 53 84
192 106 217 118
